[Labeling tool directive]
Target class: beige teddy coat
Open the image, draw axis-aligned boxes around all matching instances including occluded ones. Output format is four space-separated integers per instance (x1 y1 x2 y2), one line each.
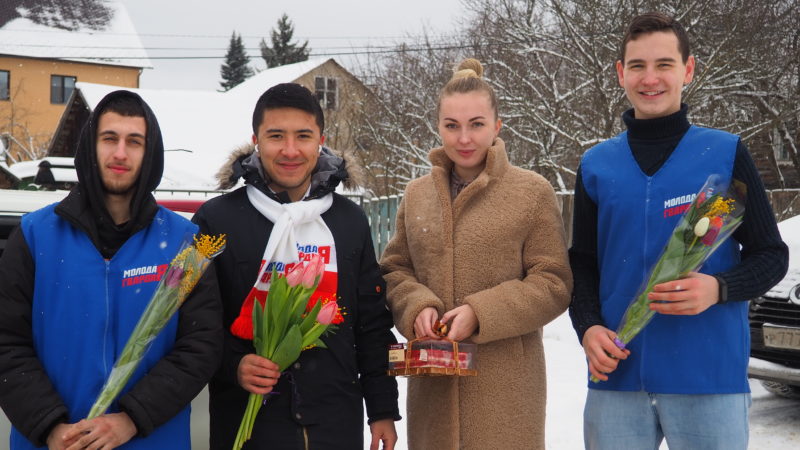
380 139 572 450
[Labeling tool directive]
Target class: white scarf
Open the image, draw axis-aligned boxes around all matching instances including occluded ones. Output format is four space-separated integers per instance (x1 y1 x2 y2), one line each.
245 184 335 289
230 176 341 340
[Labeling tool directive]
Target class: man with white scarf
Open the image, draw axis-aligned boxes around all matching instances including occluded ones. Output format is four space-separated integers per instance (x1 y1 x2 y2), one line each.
193 83 400 450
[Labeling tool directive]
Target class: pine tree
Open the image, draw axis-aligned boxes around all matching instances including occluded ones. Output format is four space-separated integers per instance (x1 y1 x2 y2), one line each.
260 13 310 68
219 31 254 91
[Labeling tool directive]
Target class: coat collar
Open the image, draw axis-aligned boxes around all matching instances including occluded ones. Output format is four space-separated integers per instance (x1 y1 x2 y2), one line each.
429 137 510 194
428 137 510 184
428 137 510 216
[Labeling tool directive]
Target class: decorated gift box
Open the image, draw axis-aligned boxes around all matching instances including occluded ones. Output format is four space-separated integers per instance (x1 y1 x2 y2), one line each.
387 338 477 376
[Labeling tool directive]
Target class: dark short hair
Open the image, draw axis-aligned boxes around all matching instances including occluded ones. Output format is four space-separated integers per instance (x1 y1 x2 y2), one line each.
97 93 146 118
621 12 691 63
251 83 325 136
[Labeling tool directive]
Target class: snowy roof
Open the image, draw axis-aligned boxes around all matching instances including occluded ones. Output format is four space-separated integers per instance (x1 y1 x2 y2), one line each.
6 156 78 183
0 0 151 69
0 161 17 184
73 58 335 191
225 58 331 101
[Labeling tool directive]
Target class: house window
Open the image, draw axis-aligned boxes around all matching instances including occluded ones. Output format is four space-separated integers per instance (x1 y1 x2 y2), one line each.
0 70 9 100
51 75 76 104
315 76 338 110
773 127 789 161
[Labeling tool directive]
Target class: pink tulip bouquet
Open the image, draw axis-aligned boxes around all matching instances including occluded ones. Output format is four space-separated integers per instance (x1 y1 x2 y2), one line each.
591 174 746 383
233 254 340 450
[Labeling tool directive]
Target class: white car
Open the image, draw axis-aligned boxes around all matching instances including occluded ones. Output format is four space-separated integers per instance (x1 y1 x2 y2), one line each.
748 214 800 398
0 190 69 256
0 189 218 257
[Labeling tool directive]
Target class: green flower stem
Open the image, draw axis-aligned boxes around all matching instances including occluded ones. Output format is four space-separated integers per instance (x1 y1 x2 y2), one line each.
232 268 331 449
87 247 213 418
233 393 262 449
590 199 744 384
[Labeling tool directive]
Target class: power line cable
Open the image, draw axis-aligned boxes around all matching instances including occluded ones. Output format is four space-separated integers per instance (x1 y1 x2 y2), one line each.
1 27 414 41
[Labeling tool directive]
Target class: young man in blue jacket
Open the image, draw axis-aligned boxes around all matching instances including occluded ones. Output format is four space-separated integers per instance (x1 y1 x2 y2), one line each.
0 90 223 449
569 12 788 449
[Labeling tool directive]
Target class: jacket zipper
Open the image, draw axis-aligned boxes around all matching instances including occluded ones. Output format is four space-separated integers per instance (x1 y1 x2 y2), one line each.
102 259 112 376
303 426 309 450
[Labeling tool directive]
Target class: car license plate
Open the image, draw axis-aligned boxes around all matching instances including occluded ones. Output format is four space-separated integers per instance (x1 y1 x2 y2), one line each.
763 323 800 351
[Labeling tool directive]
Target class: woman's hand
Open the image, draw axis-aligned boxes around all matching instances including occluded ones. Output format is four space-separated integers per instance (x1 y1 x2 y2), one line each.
413 307 440 339
441 305 478 342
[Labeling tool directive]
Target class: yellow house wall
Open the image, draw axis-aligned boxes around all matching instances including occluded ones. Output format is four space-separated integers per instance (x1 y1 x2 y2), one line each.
0 56 140 159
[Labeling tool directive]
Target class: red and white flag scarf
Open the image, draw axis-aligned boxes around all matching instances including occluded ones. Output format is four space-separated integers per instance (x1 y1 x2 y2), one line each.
230 185 338 340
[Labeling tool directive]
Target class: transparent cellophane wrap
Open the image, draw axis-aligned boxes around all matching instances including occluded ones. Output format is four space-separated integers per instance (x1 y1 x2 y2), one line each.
387 338 477 376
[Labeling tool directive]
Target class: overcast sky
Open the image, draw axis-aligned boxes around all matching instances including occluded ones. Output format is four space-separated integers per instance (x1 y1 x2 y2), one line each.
121 0 465 91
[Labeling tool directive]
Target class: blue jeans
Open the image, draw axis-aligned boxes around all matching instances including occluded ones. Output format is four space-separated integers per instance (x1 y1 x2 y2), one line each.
584 389 751 450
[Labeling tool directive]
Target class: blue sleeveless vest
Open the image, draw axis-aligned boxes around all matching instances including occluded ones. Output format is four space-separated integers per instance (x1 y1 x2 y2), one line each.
581 126 748 394
12 206 196 449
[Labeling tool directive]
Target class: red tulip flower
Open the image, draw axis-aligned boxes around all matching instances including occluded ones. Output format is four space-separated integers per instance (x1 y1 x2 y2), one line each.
701 216 724 246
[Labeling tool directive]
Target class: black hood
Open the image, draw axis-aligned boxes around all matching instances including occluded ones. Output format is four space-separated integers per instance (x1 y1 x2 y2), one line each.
75 89 164 221
56 90 163 258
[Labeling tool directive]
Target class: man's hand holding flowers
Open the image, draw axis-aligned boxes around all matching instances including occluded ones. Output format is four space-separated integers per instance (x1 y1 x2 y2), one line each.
237 354 281 395
647 272 720 315
47 412 137 450
581 325 630 382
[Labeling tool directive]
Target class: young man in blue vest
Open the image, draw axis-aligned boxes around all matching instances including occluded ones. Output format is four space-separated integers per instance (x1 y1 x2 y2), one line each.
0 90 223 449
568 12 788 449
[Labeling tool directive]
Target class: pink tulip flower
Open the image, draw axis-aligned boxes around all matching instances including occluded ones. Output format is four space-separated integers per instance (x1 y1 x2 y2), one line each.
301 254 325 289
165 267 184 288
316 301 339 325
285 264 304 287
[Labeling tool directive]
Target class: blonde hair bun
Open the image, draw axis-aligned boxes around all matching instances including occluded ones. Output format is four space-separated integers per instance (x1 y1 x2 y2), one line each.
452 58 484 80
438 57 498 119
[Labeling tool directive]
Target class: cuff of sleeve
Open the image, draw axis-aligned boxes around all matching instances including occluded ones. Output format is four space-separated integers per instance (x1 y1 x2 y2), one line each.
367 411 402 424
118 394 151 437
568 300 605 344
576 320 605 345
32 410 69 448
714 275 728 303
364 387 401 425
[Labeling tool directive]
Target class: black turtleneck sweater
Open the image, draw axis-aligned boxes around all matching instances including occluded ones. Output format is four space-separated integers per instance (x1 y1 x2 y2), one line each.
568 105 789 342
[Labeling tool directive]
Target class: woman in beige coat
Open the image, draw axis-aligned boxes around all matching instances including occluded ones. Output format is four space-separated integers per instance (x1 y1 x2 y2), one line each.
380 58 572 450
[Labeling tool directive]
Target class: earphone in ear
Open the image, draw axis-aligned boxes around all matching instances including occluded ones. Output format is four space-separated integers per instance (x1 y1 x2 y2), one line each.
318 145 323 154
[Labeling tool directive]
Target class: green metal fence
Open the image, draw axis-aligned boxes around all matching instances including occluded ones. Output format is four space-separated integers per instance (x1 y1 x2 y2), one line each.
361 195 400 258
357 192 573 258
